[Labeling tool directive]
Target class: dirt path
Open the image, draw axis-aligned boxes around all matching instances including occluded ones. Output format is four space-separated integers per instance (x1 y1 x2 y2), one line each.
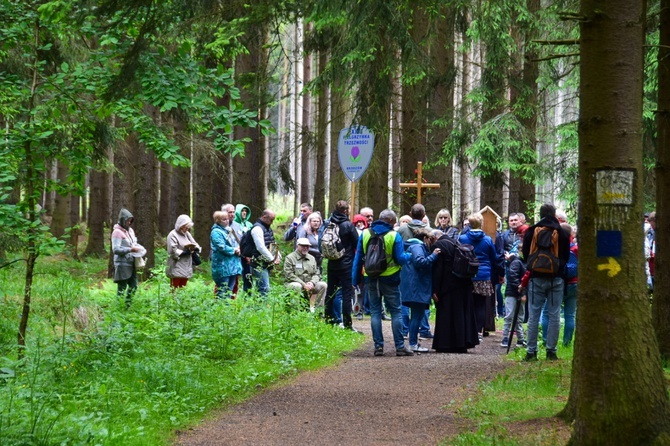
175 318 510 446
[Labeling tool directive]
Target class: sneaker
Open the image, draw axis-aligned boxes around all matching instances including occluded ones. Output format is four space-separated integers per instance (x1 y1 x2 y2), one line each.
546 351 559 361
396 346 415 356
419 333 434 340
516 339 527 347
381 312 391 321
410 344 429 353
523 352 538 361
374 346 384 356
478 334 484 343
356 312 363 320
500 337 509 348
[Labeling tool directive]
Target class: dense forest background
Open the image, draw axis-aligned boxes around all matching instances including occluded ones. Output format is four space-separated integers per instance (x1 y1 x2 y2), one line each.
0 0 659 265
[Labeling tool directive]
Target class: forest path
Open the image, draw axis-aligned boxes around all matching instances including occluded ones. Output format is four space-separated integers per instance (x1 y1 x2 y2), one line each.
175 318 510 446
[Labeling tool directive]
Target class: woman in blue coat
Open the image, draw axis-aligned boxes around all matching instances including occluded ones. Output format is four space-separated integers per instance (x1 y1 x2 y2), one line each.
210 211 243 298
459 212 504 339
400 228 441 352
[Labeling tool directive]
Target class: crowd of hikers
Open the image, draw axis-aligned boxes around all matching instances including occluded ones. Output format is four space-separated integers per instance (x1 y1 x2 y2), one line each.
109 200 655 360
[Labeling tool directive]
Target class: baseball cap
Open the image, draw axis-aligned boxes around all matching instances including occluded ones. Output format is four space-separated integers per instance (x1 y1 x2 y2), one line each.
296 238 311 246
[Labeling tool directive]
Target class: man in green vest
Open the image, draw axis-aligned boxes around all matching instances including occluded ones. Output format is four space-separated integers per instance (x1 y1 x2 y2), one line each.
352 209 413 357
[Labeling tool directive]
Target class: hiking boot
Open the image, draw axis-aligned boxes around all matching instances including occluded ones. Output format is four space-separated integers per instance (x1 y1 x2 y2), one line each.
396 345 415 356
523 352 538 362
500 337 509 348
546 351 559 361
410 344 429 353
374 346 384 357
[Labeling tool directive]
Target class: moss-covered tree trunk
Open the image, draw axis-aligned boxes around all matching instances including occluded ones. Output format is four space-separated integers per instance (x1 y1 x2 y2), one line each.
565 0 670 443
653 0 670 359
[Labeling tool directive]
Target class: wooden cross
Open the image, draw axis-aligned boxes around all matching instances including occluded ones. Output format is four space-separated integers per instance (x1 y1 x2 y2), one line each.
399 161 441 204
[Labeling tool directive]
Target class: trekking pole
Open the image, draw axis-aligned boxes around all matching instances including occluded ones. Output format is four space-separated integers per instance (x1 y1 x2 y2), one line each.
506 293 526 354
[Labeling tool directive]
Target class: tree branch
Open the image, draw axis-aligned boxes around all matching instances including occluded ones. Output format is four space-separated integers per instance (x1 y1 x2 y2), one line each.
533 39 580 45
532 52 580 62
0 258 27 270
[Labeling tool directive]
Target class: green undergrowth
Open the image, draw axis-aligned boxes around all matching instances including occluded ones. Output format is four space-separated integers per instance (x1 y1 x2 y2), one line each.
0 255 363 445
443 326 574 445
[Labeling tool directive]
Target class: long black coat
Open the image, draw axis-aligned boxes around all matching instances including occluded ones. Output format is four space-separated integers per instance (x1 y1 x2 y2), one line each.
431 235 480 353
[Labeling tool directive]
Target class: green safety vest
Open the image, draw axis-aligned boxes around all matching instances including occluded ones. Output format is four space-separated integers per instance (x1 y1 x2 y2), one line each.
362 229 400 276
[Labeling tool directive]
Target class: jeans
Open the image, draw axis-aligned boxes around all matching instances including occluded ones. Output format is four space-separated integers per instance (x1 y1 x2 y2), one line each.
326 268 353 327
562 283 577 346
527 277 564 354
214 275 237 299
332 290 343 323
251 266 270 297
401 307 431 337
502 296 525 341
367 273 406 350
404 303 428 346
496 283 505 317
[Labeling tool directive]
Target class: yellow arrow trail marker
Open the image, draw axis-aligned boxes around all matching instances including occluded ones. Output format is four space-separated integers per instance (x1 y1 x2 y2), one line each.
597 257 621 277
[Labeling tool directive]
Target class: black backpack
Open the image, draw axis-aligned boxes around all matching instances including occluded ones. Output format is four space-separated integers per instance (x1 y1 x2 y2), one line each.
364 229 388 277
239 225 259 258
450 240 480 279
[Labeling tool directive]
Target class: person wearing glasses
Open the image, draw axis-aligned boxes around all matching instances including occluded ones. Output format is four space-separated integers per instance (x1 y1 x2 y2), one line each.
434 209 460 241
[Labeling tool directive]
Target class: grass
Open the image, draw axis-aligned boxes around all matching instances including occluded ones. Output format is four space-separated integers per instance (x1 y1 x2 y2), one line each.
0 252 364 445
442 319 575 445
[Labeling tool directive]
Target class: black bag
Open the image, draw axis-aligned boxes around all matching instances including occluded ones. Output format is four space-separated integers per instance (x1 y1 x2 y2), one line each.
191 251 202 266
364 229 388 277
239 228 257 258
451 241 480 279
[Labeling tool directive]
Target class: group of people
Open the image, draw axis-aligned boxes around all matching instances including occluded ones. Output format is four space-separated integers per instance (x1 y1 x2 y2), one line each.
110 200 584 362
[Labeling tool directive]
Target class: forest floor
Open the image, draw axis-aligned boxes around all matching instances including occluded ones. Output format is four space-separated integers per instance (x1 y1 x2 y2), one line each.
173 317 572 446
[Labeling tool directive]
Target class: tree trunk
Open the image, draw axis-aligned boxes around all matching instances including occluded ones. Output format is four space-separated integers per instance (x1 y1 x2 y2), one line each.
233 24 268 216
69 192 80 260
565 1 670 443
84 169 108 256
313 49 328 214
193 146 214 261
400 3 429 215
131 128 158 274
158 162 173 236
425 4 455 218
300 29 312 205
653 0 670 360
51 161 69 238
329 79 349 212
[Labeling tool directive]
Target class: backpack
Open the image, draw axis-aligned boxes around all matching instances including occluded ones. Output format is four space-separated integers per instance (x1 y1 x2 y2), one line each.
450 240 480 279
526 226 560 275
239 227 257 258
364 229 388 277
566 244 578 279
320 221 345 260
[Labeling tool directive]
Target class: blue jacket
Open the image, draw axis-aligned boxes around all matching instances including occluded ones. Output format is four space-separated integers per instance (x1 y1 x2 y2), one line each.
459 229 503 282
352 220 411 286
400 238 438 305
210 223 243 279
